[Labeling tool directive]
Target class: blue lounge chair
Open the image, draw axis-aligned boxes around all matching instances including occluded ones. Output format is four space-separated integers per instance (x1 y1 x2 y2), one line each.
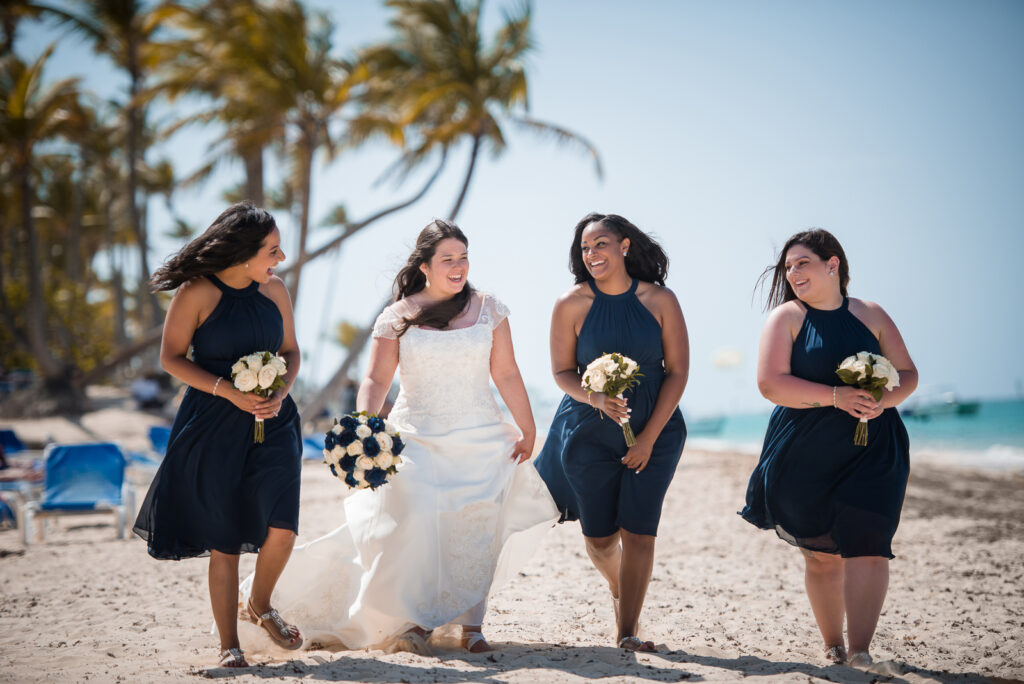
148 425 172 457
0 428 26 454
22 443 134 544
302 436 326 461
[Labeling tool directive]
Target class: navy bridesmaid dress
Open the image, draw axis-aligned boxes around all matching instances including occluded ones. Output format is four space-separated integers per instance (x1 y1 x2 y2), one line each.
534 279 686 538
134 275 302 560
740 297 910 558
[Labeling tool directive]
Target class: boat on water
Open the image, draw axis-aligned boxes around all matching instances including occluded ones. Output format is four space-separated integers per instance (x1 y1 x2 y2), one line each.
900 391 980 420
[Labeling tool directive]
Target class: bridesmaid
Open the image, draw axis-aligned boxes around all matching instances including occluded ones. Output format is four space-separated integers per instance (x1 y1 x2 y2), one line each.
134 202 304 667
740 229 918 667
535 212 688 652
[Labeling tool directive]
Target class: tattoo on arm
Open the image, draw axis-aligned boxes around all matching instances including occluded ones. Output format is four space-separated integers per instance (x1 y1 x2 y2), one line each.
802 401 822 407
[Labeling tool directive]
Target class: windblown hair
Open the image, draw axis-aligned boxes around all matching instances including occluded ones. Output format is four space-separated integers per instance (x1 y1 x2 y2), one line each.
758 228 850 311
569 212 669 286
150 202 277 292
392 219 474 337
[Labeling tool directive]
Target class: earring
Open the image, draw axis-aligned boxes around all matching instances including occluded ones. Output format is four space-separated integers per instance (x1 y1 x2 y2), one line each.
623 251 628 257
829 271 834 277
245 263 249 269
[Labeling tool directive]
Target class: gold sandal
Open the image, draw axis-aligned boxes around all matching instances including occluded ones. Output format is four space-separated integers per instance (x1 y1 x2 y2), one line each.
246 598 303 650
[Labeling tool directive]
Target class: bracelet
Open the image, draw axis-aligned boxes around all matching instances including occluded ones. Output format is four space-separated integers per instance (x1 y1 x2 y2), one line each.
832 386 837 408
586 393 594 408
212 377 222 397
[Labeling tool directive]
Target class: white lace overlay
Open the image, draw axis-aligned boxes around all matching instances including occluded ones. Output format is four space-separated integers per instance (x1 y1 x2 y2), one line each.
238 292 556 652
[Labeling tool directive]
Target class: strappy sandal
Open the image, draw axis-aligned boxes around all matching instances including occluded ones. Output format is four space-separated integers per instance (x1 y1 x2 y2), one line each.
246 598 303 650
387 629 432 656
618 635 657 652
462 631 494 653
219 647 249 668
825 645 848 664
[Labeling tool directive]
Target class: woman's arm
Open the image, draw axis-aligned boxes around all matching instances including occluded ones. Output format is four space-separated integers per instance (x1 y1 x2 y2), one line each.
159 280 265 416
757 303 879 418
549 291 630 424
864 301 918 408
356 335 399 415
490 317 536 463
253 276 301 419
622 288 689 472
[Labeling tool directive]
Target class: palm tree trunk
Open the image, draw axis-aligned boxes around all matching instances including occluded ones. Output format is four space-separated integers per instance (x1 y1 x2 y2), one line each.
104 189 127 346
243 146 264 206
18 154 60 379
290 131 315 303
68 162 83 284
448 133 482 221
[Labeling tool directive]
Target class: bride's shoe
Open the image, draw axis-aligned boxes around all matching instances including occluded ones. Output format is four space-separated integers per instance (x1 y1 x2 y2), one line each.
462 631 494 653
388 629 432 656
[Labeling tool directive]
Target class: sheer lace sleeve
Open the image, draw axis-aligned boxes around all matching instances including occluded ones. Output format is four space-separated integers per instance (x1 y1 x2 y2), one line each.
372 306 402 340
479 294 510 331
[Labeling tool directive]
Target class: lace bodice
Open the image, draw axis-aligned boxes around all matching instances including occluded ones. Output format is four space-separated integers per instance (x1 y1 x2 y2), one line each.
373 293 510 432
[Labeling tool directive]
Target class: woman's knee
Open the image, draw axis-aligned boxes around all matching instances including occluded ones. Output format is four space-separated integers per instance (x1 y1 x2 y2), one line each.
802 549 843 575
584 532 620 557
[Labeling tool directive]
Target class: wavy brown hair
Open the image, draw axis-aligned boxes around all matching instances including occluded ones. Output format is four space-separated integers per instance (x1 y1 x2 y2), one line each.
150 202 277 291
392 219 474 336
569 212 669 286
758 228 850 310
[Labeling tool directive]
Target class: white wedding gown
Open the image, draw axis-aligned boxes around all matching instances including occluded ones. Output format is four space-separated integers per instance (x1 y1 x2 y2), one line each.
239 294 557 651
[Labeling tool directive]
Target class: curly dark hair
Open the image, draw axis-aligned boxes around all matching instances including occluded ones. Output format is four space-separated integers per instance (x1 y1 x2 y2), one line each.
150 202 277 291
392 219 474 336
569 213 669 286
758 228 850 310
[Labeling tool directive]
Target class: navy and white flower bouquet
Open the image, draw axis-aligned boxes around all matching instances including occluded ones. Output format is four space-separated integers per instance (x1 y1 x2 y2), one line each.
323 411 404 489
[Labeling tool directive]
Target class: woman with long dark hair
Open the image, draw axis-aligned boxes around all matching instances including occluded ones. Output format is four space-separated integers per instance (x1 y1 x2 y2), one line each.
740 229 918 667
134 202 304 668
534 212 689 652
240 219 556 655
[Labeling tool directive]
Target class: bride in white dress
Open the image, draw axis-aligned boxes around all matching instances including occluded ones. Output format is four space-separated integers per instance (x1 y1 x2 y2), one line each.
240 219 557 655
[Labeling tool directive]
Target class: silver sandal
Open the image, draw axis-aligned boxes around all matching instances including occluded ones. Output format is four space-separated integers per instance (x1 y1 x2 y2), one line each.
219 647 249 668
246 598 303 650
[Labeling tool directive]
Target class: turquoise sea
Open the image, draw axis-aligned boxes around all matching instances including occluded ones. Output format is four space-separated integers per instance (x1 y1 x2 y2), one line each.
684 398 1024 471
529 398 1024 472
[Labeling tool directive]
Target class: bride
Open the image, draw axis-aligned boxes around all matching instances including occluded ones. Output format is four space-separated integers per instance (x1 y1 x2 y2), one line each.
240 219 557 654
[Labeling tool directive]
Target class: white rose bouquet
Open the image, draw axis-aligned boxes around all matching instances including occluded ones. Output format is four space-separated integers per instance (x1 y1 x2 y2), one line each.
230 351 288 443
581 352 643 447
323 411 404 490
835 351 900 446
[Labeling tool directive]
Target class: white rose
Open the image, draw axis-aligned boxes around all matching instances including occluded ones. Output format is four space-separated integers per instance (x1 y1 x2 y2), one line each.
352 468 366 482
357 414 368 424
268 356 287 374
355 425 372 439
374 433 393 452
357 479 371 489
356 455 374 471
233 369 258 392
331 424 343 435
391 455 403 467
601 357 619 375
375 451 394 469
585 368 607 392
245 353 264 372
322 448 332 464
331 445 346 461
384 421 398 436
849 360 868 379
257 365 278 390
856 351 872 362
346 440 364 457
230 361 246 375
623 358 638 375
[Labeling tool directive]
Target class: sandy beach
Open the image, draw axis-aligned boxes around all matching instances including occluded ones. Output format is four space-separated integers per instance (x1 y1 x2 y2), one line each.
1 404 1022 683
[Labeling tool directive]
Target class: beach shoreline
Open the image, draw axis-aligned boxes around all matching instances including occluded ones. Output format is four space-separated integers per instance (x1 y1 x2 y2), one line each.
1 404 1022 682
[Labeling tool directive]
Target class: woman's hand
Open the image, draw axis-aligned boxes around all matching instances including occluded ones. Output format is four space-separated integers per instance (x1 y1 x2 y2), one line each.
510 432 535 464
225 387 283 420
592 393 631 425
252 391 286 420
835 385 881 420
621 435 654 473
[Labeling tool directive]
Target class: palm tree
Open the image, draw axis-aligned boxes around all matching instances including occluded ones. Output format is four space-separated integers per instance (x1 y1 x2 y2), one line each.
359 0 602 220
0 45 83 405
299 0 603 424
44 0 162 326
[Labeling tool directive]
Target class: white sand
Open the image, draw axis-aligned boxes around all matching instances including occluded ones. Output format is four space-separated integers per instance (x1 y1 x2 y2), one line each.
1 406 1022 682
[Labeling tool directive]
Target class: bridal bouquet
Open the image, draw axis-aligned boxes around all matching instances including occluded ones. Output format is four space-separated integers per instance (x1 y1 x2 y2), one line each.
231 351 287 443
835 351 900 446
323 412 404 490
582 353 643 447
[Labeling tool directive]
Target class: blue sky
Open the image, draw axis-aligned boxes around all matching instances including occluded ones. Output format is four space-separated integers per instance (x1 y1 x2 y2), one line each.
21 1 1024 417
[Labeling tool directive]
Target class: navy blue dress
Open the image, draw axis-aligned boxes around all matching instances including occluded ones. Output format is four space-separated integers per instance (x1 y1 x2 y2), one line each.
133 275 302 560
740 297 910 558
534 279 686 538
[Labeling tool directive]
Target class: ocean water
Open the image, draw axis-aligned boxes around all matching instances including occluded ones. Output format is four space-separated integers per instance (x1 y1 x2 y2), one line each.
685 398 1024 471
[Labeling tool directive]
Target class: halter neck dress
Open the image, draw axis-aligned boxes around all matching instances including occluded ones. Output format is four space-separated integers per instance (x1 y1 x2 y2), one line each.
134 274 302 559
740 296 910 558
535 278 686 538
